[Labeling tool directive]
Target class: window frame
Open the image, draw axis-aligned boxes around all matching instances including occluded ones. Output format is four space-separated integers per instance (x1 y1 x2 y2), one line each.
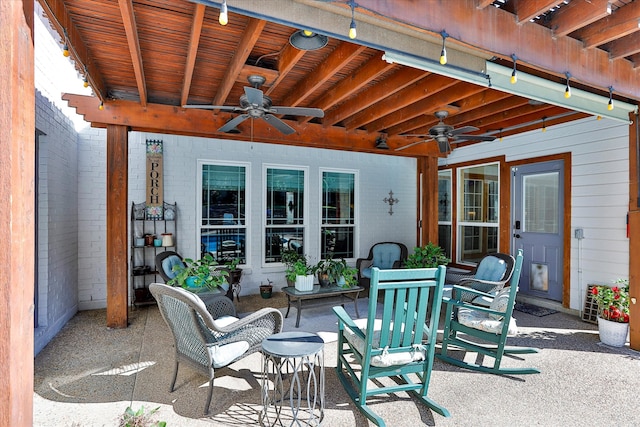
262 163 309 268
196 159 251 267
319 168 358 262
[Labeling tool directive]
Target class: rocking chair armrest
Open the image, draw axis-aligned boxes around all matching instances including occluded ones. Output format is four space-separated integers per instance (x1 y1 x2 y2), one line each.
333 306 366 340
458 277 506 287
450 284 494 301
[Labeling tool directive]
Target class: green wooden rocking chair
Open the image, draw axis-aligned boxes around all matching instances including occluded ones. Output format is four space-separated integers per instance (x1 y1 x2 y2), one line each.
438 249 540 375
333 265 450 426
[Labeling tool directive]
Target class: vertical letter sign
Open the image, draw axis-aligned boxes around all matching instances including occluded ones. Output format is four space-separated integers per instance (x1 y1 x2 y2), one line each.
146 139 164 219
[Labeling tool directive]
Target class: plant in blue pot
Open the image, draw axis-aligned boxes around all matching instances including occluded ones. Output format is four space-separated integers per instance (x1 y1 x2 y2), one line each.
168 253 228 291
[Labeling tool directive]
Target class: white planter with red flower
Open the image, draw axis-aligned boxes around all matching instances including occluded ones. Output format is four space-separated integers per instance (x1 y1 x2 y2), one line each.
591 279 630 348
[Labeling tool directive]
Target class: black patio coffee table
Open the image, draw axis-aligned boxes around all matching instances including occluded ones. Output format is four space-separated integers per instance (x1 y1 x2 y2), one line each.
282 284 363 328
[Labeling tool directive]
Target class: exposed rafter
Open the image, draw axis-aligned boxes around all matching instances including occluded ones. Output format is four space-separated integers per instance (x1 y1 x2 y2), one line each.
118 0 147 106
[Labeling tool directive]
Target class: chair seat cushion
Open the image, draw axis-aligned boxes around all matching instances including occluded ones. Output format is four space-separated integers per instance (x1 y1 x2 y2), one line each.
488 287 513 320
371 243 403 270
457 307 518 335
343 318 425 367
208 340 250 368
212 315 239 329
161 255 184 280
361 267 373 279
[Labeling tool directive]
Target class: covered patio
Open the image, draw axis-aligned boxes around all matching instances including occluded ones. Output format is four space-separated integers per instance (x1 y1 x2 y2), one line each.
4 0 640 424
33 296 639 426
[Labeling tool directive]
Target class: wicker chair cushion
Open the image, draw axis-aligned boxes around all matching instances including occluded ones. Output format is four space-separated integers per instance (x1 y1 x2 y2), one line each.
208 341 250 368
488 287 513 320
161 255 184 280
457 307 518 335
362 244 403 278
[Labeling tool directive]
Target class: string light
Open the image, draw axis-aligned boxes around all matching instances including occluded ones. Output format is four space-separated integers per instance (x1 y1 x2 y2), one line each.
510 54 517 84
542 116 547 132
608 86 614 111
499 128 504 142
62 29 70 57
219 0 228 26
348 1 357 39
564 72 571 99
99 101 104 110
83 66 89 88
439 30 448 65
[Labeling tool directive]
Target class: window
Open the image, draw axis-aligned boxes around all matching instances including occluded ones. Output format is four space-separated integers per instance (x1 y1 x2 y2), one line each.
438 169 452 259
199 162 248 264
321 170 356 259
457 163 499 264
264 166 307 264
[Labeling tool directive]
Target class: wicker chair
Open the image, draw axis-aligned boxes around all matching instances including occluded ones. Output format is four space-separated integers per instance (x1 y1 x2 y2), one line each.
356 242 408 294
149 283 283 414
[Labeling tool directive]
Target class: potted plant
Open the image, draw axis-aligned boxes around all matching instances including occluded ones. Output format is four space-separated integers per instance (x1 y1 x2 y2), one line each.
314 259 334 287
167 253 228 291
286 257 315 292
260 279 274 299
404 242 450 268
282 249 308 286
221 257 243 286
591 279 630 347
332 258 358 288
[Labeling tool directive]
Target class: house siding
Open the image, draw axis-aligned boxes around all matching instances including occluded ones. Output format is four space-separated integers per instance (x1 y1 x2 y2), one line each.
442 117 630 312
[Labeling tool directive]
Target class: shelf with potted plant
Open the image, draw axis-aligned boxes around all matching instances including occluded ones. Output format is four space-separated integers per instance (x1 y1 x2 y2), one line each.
590 279 630 347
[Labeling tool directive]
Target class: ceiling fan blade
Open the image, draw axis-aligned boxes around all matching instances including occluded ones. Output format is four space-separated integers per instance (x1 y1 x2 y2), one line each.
395 139 431 151
244 86 264 107
453 134 496 142
219 114 250 132
182 104 240 112
270 106 325 118
449 125 479 136
263 114 296 135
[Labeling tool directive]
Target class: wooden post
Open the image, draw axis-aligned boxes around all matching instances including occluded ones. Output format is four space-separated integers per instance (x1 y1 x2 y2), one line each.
418 155 439 246
629 113 639 351
0 0 35 424
106 124 129 328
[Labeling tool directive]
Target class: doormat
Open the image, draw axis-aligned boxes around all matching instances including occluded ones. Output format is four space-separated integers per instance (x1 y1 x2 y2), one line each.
514 302 557 317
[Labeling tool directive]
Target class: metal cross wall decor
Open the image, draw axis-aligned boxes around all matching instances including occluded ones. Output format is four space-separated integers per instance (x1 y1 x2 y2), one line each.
383 190 399 215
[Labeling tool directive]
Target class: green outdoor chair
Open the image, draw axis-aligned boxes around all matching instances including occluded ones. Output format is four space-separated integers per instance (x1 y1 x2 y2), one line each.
334 265 450 426
438 249 540 375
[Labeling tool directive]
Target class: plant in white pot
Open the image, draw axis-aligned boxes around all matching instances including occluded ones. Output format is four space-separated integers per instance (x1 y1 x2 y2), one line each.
286 258 315 292
591 279 630 347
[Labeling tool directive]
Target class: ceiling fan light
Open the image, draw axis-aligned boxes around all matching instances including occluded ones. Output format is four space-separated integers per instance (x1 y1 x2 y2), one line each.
289 30 328 51
375 136 389 149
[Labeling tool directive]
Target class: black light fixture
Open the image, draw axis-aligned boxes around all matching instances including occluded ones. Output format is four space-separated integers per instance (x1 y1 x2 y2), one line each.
375 135 389 149
289 30 328 51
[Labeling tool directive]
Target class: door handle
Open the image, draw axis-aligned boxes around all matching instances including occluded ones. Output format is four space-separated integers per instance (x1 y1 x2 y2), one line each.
513 233 521 238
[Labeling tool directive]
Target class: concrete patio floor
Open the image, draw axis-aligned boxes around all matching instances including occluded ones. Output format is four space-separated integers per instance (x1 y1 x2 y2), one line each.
33 293 640 426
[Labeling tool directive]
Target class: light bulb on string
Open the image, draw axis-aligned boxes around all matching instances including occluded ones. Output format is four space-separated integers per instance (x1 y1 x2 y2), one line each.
303 29 313 37
564 72 571 99
542 116 547 132
510 54 517 84
83 77 89 88
219 0 228 26
607 86 614 111
439 31 448 65
348 1 357 39
499 129 504 142
62 43 70 57
99 102 104 111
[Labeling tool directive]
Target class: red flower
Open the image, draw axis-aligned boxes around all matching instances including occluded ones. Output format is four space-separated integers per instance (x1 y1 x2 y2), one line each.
623 313 630 322
592 287 599 296
612 287 619 293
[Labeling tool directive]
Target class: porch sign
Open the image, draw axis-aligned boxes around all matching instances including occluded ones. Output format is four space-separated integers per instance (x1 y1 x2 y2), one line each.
146 139 164 219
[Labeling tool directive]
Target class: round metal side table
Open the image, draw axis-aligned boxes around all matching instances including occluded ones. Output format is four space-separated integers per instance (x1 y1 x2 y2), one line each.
260 331 325 426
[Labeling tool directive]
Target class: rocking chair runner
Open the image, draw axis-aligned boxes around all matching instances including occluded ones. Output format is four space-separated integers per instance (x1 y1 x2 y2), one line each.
334 265 450 426
438 249 540 375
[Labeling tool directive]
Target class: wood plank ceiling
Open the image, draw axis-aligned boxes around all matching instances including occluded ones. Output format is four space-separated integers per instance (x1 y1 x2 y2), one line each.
38 0 640 156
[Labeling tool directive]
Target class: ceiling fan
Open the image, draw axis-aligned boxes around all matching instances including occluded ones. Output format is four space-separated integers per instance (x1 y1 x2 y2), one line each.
182 75 324 135
396 110 496 153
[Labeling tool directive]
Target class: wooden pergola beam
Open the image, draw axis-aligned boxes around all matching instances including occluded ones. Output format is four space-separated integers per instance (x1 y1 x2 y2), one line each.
118 0 147 106
180 3 206 106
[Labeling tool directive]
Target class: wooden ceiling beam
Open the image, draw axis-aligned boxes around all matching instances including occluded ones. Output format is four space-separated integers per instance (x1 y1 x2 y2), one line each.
344 75 456 131
180 3 206 106
354 0 640 99
476 0 495 10
514 0 561 24
280 42 366 107
324 68 425 126
608 31 640 60
264 41 305 96
573 1 640 48
367 82 486 133
38 0 107 101
447 96 532 127
118 0 147 106
61 93 432 155
212 17 266 106
549 0 610 37
460 103 565 130
299 55 395 124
